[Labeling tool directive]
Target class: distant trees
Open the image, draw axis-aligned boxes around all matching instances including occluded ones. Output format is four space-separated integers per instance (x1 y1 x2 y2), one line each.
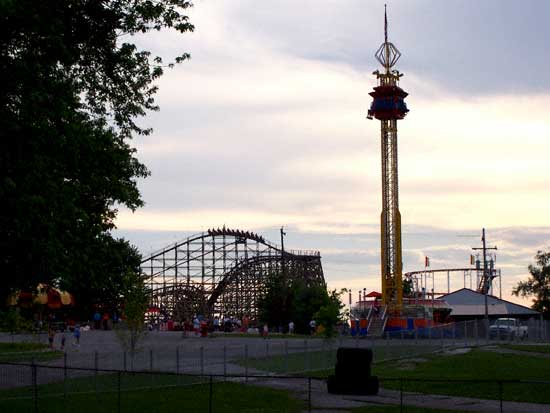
0 1 193 313
258 276 345 336
513 250 550 316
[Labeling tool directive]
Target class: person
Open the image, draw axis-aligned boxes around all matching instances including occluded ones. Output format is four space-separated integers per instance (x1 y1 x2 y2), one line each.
193 316 200 336
262 323 268 339
93 311 101 330
60 331 66 350
48 326 55 349
102 313 109 330
288 320 294 335
213 317 220 332
309 319 316 335
73 324 81 346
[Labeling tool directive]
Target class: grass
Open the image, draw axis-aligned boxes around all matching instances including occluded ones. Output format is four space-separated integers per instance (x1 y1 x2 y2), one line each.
0 342 62 362
372 349 550 404
499 344 550 354
353 405 481 413
0 373 304 412
236 344 441 375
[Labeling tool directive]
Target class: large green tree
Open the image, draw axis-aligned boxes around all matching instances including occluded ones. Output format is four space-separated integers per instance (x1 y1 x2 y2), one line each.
0 0 193 311
513 250 550 316
259 277 335 335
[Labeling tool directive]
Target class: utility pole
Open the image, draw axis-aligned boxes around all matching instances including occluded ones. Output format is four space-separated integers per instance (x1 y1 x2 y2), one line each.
472 228 497 339
280 226 286 278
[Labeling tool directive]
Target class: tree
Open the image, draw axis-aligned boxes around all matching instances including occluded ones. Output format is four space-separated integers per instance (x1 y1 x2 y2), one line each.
115 273 149 368
314 289 347 338
513 250 550 316
258 277 332 335
0 1 193 309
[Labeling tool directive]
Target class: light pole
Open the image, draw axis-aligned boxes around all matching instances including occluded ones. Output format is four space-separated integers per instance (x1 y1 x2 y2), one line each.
472 228 497 340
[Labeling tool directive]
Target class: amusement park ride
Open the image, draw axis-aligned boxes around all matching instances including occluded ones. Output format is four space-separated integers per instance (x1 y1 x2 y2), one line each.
367 6 409 312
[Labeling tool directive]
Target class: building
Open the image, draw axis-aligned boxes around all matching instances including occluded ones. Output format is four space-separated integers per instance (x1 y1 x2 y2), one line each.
440 288 539 321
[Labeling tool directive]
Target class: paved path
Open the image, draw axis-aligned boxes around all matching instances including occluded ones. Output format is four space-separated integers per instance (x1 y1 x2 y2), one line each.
253 376 550 413
1 332 549 412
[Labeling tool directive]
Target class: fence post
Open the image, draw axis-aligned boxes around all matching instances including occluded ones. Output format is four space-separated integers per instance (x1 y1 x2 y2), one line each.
94 350 98 396
149 348 154 388
284 341 289 374
308 376 312 413
117 371 121 413
176 347 180 375
31 359 38 413
200 346 204 376
499 381 503 413
453 323 456 345
244 344 248 383
400 378 403 413
63 352 67 401
223 345 227 379
304 340 310 372
208 375 213 413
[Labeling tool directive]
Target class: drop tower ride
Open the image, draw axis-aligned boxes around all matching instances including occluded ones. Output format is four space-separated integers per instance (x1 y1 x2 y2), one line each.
367 7 409 310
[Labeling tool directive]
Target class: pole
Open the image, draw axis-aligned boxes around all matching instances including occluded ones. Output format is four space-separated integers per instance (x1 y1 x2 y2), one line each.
209 375 213 413
32 358 38 413
472 228 497 340
482 229 488 336
280 226 286 278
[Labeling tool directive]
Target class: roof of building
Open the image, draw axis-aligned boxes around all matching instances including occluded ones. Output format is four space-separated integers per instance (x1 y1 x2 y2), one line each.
439 288 539 317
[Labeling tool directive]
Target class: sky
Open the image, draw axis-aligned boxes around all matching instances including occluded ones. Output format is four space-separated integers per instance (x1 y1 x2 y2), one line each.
115 0 550 307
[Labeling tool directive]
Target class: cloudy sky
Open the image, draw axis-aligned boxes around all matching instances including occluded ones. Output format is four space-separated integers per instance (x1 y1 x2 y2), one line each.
115 0 550 307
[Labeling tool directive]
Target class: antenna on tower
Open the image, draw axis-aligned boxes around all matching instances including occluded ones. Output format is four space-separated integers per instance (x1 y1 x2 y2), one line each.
384 4 388 44
375 5 401 73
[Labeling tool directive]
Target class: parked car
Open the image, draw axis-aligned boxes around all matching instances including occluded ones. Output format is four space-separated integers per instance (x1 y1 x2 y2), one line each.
489 318 528 340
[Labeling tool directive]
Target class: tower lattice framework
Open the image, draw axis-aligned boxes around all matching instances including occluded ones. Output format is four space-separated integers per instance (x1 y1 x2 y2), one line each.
368 7 409 309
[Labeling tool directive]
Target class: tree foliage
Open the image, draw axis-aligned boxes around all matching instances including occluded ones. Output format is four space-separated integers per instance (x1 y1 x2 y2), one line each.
115 273 149 364
313 289 347 338
513 250 550 315
258 276 339 335
0 1 193 310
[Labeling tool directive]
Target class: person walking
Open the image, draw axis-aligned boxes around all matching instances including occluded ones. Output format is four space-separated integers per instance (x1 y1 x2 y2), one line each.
48 326 55 349
288 320 294 335
73 324 81 346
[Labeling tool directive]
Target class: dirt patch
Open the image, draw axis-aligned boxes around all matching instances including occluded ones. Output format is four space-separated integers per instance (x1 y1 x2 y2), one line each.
443 347 472 355
395 357 428 370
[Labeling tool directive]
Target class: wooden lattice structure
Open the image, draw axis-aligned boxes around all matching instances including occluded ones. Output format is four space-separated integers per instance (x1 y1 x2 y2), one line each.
140 228 325 321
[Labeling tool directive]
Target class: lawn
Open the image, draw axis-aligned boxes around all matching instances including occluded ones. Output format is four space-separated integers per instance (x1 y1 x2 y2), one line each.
0 342 62 362
237 344 442 375
372 349 550 404
353 405 480 413
499 344 550 354
0 373 304 412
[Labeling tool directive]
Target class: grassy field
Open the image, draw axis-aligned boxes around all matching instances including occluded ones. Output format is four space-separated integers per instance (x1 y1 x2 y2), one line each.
0 373 304 412
499 343 550 354
353 405 481 413
373 349 550 404
237 344 442 374
0 342 62 362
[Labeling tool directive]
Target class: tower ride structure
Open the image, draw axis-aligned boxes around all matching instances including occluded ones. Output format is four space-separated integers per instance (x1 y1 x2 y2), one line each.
367 7 409 310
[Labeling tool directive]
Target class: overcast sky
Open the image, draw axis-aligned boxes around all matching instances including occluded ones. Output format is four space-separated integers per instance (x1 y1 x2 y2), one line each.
115 0 550 307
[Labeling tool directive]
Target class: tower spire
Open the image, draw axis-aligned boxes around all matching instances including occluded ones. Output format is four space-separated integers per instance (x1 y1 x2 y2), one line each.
375 5 401 74
384 4 388 44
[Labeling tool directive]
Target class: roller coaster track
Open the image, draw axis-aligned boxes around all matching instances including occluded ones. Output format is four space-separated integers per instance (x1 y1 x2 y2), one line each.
140 228 324 321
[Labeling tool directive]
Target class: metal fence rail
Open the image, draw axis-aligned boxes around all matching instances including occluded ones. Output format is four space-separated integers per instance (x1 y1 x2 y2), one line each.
1 362 549 413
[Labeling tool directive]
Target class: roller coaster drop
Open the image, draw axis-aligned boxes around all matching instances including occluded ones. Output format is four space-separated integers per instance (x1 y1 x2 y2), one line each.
140 228 325 322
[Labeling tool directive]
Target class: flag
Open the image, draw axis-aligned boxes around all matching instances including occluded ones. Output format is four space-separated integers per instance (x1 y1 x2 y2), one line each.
425 256 430 267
